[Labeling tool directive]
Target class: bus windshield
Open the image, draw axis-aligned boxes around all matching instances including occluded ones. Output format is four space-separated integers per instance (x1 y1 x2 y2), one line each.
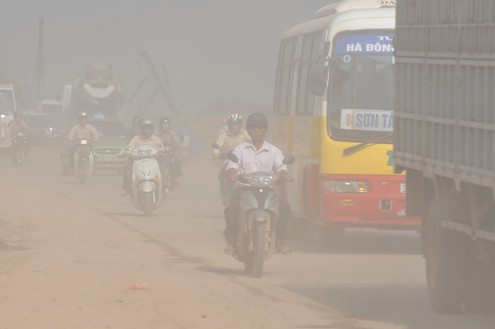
327 31 394 144
0 89 15 115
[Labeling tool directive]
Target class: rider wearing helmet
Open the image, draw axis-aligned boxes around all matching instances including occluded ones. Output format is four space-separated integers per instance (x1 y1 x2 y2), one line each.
127 115 142 142
212 113 250 205
156 116 184 188
212 113 250 160
223 112 292 255
65 112 99 172
122 119 164 194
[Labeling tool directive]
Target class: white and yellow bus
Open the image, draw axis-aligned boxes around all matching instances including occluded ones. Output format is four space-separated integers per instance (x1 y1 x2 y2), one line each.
272 0 419 239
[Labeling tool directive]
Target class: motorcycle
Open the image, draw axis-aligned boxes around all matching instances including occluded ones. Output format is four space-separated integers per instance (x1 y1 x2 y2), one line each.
74 139 94 184
160 145 179 192
212 142 236 207
227 153 294 277
12 131 28 167
128 146 163 216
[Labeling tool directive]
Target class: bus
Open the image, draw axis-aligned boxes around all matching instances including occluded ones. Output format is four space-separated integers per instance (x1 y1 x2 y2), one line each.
271 0 419 241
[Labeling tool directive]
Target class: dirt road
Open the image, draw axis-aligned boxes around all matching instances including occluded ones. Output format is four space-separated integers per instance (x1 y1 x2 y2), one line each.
1 148 493 329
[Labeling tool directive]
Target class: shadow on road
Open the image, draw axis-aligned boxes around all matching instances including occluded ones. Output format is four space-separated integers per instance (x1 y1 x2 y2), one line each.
288 285 495 329
0 239 30 251
290 229 421 256
196 264 253 277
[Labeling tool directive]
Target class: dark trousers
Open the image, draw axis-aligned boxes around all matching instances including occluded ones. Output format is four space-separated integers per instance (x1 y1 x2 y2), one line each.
224 189 292 242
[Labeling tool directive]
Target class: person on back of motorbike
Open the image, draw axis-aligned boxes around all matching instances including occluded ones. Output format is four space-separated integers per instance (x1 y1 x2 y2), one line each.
8 112 36 159
66 112 99 171
223 112 293 256
212 113 251 203
156 117 184 188
122 119 164 194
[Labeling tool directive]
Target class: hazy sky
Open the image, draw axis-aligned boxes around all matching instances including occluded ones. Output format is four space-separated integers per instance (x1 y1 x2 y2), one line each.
1 0 334 113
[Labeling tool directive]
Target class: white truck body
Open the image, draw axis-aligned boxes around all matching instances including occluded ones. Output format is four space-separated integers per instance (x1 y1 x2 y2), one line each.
0 84 17 148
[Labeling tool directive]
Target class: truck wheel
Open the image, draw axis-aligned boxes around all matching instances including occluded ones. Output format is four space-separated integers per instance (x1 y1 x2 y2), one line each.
425 191 469 313
465 243 495 313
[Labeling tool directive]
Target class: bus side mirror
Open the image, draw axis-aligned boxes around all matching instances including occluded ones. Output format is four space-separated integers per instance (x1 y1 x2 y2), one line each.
307 65 328 96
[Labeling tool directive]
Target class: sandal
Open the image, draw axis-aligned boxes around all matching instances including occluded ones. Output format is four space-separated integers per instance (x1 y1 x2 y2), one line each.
276 240 292 255
224 241 235 255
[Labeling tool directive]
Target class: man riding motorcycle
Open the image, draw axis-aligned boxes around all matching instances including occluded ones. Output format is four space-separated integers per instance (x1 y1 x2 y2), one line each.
223 112 293 256
156 117 184 189
212 113 251 205
122 119 164 194
66 112 99 171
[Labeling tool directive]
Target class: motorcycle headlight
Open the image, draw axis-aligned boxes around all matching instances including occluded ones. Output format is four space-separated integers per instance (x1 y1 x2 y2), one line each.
322 180 369 193
244 174 276 188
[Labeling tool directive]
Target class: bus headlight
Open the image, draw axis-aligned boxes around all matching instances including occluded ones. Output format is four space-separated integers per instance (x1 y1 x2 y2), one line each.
322 180 369 193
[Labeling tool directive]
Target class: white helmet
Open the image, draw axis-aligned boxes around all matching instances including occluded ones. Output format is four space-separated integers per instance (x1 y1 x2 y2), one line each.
227 113 242 125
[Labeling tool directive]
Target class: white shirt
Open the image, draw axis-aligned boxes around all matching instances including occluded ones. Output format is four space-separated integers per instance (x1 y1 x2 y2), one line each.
226 140 286 174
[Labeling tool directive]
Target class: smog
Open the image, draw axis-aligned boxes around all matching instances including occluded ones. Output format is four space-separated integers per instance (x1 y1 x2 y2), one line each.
0 1 494 328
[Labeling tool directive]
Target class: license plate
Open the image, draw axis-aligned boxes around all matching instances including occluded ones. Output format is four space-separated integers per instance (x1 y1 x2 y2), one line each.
400 183 406 194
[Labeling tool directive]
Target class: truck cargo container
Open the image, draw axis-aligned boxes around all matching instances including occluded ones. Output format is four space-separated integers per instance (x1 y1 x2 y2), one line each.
394 0 495 313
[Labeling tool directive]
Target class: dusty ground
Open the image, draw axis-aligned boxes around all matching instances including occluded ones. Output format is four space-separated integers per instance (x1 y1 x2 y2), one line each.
1 148 494 329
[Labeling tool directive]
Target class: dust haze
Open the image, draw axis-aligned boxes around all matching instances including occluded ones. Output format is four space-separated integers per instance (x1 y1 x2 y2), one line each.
1 0 330 113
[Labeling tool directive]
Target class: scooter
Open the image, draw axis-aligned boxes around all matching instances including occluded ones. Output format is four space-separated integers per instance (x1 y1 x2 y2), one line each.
212 142 236 207
12 131 28 168
74 139 94 184
227 153 294 277
128 146 163 216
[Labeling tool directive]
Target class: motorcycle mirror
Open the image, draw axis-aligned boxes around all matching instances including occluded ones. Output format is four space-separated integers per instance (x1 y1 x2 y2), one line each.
283 156 295 165
227 152 239 163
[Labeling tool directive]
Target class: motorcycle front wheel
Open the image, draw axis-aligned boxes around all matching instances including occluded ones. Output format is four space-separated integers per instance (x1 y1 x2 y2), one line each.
15 149 25 168
79 159 88 184
252 221 266 278
143 191 154 216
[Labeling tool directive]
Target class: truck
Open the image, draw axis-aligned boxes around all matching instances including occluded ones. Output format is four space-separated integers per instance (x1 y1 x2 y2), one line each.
62 62 122 119
0 84 18 149
394 0 495 313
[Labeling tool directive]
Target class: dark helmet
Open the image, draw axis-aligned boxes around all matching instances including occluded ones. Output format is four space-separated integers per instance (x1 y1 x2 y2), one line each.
159 116 171 132
140 119 154 132
246 112 268 130
131 115 142 128
227 113 242 125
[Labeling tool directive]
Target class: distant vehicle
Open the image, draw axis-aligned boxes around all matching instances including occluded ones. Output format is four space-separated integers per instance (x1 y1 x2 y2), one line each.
39 99 63 116
61 62 122 119
90 118 128 172
24 113 66 146
0 84 17 150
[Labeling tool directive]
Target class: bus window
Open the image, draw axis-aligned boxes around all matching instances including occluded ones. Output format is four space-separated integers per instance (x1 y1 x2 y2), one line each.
275 38 296 114
327 32 395 143
295 32 323 115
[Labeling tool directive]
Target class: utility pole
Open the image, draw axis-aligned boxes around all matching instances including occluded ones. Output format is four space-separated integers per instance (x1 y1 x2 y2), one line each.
32 17 44 112
137 50 176 113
